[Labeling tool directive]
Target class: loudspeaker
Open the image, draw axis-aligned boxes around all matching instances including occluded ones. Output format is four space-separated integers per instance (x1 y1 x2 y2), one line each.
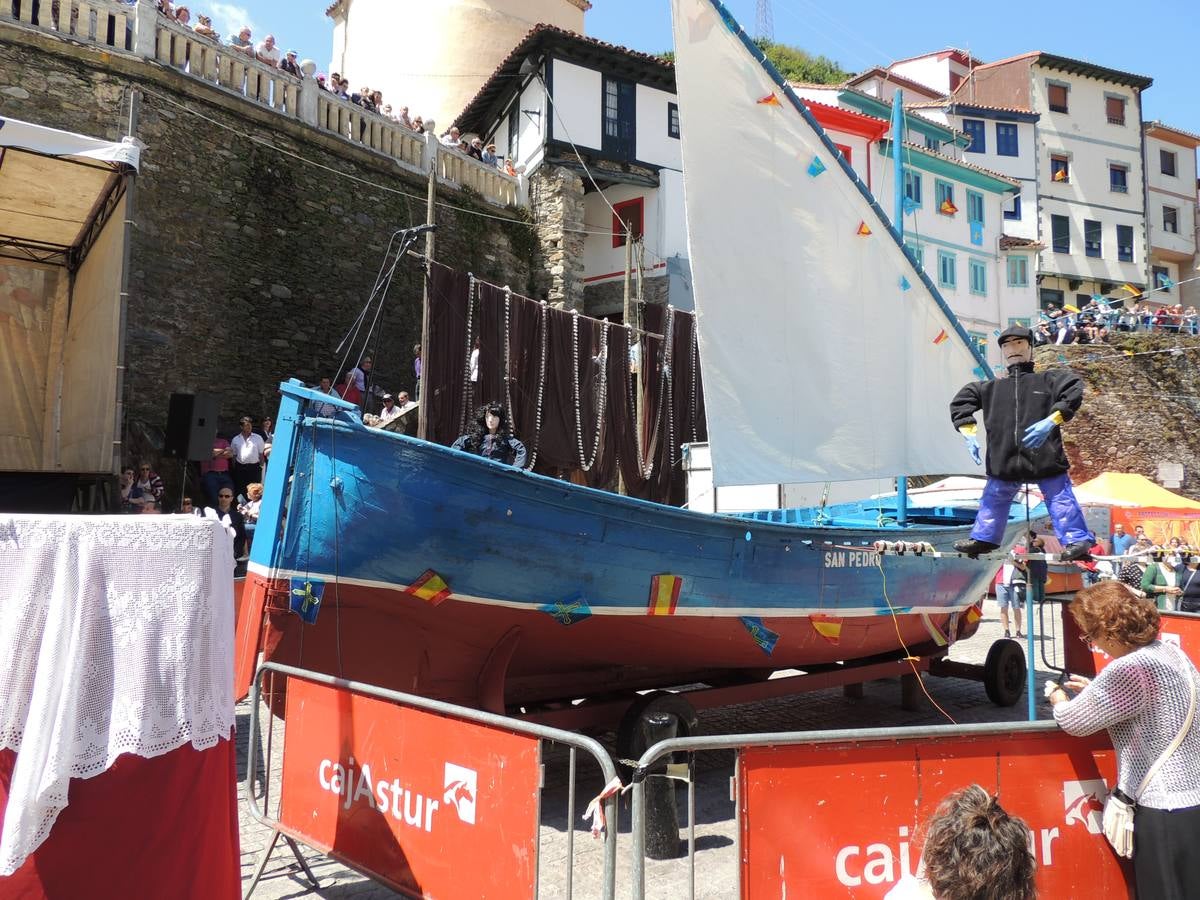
164 392 219 461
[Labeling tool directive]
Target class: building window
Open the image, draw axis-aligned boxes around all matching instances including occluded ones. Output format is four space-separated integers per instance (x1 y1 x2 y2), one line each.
938 250 957 288
904 170 922 206
1040 288 1065 310
507 106 519 161
1116 224 1133 262
996 123 1019 157
936 179 955 214
1164 206 1179 234
1003 194 1022 220
1050 155 1070 183
612 197 644 248
963 119 986 154
967 190 984 225
925 135 941 152
667 101 680 139
910 243 924 269
1161 149 1177 176
1047 82 1069 113
1084 219 1102 258
969 258 987 296
1154 265 1172 290
1007 255 1029 287
1105 95 1126 126
1109 164 1128 193
602 76 636 161
1051 214 1070 253
835 143 853 165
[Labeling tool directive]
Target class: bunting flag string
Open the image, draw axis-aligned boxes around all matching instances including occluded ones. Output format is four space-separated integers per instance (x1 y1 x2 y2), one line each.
856 221 872 236
756 92 781 106
806 156 826 177
932 329 949 345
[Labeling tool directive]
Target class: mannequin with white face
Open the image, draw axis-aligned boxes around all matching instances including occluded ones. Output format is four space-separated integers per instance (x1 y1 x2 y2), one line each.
948 325 1093 560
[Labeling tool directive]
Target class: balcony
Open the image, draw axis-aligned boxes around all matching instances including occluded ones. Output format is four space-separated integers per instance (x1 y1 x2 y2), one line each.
1 0 526 209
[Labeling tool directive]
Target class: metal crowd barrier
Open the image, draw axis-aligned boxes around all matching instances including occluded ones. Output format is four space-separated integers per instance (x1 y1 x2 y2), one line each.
628 721 1128 899
243 662 619 899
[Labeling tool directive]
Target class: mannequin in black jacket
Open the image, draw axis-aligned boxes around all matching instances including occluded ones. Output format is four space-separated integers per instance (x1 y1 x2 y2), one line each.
949 324 1093 559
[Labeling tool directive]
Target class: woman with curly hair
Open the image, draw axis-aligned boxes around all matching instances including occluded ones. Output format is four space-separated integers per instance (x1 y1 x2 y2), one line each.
1049 581 1200 897
451 401 527 468
885 784 1035 899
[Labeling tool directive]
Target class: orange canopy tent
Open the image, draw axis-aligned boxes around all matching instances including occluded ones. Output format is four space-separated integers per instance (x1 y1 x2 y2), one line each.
1073 472 1200 546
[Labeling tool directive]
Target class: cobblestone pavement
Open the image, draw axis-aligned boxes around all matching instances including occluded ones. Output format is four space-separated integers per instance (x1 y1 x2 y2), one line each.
238 597 1071 899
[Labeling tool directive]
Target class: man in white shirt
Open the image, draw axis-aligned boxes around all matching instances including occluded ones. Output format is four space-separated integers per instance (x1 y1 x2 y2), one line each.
376 394 403 427
255 34 280 67
441 126 461 147
230 416 266 498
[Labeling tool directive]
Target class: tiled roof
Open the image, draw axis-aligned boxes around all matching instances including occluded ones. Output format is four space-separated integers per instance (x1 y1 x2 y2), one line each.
846 66 945 99
912 98 1034 116
970 51 1152 89
1145 121 1200 147
999 234 1044 250
325 0 343 17
454 24 674 132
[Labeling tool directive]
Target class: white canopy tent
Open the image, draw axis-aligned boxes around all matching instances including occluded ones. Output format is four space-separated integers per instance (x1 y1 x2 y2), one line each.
0 116 140 477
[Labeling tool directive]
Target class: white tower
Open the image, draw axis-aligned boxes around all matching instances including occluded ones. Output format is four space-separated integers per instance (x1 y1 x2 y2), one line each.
327 0 590 128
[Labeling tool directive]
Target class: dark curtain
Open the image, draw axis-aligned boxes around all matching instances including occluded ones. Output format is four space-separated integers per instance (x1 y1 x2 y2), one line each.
425 261 706 505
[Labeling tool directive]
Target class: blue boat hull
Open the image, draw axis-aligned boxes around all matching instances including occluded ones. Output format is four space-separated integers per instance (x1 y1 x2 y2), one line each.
237 383 1026 709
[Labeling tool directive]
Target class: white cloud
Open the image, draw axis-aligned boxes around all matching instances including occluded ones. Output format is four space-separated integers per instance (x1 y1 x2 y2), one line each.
208 2 257 40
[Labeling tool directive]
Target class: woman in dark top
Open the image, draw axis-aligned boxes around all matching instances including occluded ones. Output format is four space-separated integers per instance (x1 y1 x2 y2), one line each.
1178 556 1200 613
451 402 527 469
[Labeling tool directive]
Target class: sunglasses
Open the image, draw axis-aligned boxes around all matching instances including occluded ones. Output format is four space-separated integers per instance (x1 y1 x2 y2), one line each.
219 493 233 498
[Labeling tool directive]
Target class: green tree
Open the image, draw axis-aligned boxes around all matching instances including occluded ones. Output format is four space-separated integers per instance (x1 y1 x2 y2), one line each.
658 41 849 85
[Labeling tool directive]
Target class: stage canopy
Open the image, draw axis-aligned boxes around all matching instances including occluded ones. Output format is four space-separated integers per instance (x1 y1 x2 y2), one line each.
1073 472 1200 509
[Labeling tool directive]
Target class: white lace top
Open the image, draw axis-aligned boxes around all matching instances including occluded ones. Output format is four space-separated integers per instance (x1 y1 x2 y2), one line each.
1054 641 1200 810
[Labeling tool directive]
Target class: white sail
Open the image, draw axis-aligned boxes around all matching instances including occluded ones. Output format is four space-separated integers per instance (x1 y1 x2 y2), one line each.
671 0 990 487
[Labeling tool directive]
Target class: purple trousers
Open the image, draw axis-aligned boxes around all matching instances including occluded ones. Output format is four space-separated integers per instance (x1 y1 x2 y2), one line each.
971 472 1092 547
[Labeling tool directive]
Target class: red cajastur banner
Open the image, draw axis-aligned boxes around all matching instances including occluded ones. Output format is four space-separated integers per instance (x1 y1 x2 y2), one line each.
279 677 541 898
739 728 1131 899
1069 608 1200 678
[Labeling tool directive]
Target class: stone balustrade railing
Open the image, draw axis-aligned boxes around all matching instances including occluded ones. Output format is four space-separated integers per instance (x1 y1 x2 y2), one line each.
1 0 527 209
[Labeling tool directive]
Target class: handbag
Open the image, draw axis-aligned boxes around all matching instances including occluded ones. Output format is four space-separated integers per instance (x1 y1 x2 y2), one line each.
1102 646 1197 858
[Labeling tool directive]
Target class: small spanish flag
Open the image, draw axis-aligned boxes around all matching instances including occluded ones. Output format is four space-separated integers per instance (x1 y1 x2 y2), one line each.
939 199 957 215
756 92 780 106
932 329 949 345
963 602 983 628
1053 168 1068 182
811 614 842 645
647 574 683 616
920 613 950 647
1063 304 1080 313
1121 283 1140 295
856 221 872 236
404 569 452 606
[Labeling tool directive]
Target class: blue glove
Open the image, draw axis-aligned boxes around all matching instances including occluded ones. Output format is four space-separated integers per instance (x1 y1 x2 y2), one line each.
963 434 981 465
1023 416 1058 449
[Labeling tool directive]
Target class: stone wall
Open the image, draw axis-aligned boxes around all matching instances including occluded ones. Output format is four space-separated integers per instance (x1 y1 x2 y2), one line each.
1046 337 1200 498
0 27 541 473
530 165 585 310
583 274 670 319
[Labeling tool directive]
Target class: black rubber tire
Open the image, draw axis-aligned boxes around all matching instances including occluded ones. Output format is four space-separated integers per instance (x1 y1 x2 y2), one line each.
615 690 701 775
983 639 1027 707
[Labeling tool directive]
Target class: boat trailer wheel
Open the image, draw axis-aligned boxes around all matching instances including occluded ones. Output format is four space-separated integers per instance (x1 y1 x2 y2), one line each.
616 690 700 776
983 639 1027 707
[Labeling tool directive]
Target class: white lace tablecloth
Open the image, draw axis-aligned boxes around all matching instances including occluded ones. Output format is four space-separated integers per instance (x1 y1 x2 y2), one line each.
0 515 235 875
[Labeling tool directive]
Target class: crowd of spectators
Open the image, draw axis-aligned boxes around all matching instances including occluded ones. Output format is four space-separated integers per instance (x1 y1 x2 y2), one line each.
1036 298 1200 346
151 1 523 176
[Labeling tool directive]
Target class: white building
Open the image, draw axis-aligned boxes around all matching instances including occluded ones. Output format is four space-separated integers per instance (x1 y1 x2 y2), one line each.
950 52 1153 312
1143 122 1199 307
325 0 589 128
454 25 686 315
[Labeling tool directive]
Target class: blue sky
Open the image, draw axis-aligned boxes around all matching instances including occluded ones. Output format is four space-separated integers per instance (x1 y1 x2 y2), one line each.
227 0 1199 136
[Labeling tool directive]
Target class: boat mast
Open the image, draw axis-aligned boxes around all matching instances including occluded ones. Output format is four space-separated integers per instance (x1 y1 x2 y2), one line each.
891 90 909 527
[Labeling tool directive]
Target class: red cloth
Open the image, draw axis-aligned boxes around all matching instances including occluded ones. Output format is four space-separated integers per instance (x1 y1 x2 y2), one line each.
200 437 231 474
0 740 240 899
337 381 362 405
